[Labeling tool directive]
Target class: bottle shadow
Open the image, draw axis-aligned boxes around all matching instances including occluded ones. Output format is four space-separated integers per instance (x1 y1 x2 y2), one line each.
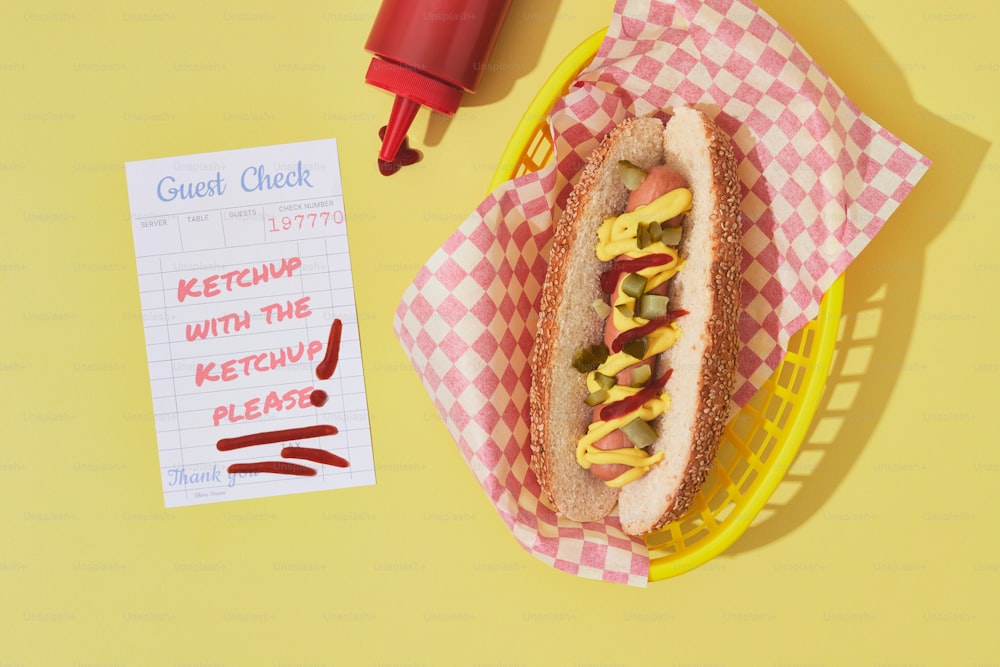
723 1 990 555
422 0 565 149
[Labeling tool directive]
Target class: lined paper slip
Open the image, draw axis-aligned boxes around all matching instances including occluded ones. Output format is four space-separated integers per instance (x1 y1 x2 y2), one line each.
125 139 375 507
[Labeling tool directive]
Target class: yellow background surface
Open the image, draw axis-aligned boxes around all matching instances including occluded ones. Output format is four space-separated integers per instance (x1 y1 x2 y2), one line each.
1 1 996 665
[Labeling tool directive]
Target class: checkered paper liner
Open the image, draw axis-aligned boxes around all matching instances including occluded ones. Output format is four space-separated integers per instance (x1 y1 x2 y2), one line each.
393 0 930 586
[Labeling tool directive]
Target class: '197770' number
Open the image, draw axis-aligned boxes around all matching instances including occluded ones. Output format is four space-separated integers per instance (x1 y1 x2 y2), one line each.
267 210 343 232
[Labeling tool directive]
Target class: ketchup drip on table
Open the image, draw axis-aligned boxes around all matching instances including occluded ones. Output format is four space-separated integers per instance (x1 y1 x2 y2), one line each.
377 126 421 176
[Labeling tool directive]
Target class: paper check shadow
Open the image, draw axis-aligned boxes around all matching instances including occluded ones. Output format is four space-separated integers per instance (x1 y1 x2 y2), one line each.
724 2 990 555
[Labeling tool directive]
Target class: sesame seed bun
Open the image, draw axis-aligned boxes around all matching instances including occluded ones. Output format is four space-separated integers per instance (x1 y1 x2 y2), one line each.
528 107 741 534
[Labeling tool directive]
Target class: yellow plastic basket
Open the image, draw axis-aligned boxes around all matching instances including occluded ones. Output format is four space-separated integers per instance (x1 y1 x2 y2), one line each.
490 29 844 581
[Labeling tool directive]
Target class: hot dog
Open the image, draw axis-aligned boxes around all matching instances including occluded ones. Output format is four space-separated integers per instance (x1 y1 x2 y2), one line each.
585 165 687 485
528 107 741 535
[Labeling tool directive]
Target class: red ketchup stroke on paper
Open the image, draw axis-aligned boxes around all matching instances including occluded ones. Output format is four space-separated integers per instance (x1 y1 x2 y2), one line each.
214 315 347 476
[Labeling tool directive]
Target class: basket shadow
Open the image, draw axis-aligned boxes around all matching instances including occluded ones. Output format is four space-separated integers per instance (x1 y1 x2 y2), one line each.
722 2 990 556
723 110 988 556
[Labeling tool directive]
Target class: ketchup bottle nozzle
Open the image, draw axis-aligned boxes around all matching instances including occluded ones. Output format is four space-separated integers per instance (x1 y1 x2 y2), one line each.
379 95 420 163
364 0 513 170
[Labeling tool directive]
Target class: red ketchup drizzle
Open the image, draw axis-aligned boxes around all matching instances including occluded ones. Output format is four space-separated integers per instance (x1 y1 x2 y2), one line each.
281 446 349 468
599 253 671 294
610 310 689 353
220 316 347 477
315 318 343 380
599 368 674 422
216 424 338 452
227 461 317 476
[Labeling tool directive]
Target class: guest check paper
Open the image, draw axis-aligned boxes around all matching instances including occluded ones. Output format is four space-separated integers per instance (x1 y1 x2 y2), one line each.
125 139 375 507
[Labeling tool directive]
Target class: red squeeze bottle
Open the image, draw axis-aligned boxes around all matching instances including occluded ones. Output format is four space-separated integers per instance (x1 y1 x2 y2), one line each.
364 0 513 163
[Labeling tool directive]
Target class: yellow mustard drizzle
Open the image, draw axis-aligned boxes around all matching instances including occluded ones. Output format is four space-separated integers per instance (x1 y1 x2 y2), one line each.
595 188 691 261
577 187 692 487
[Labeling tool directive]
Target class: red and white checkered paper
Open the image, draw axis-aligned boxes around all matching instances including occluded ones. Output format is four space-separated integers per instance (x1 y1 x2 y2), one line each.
393 0 930 586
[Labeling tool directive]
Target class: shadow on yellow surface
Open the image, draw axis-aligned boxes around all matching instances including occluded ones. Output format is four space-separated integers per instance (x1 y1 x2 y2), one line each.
423 0 566 150
725 0 991 555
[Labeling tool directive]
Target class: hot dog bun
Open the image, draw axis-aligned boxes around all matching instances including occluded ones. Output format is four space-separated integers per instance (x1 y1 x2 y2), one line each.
529 107 741 535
